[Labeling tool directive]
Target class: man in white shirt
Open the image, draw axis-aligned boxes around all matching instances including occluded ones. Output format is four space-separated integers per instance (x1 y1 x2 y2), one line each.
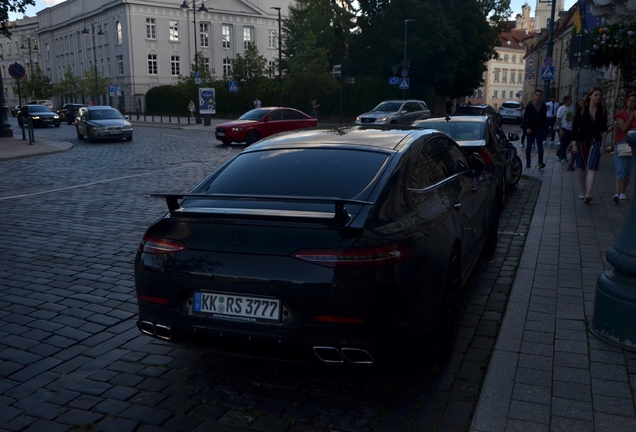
546 95 560 144
556 95 573 162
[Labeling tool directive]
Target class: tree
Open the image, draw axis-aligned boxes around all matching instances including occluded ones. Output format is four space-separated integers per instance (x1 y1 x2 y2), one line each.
283 0 355 69
0 0 35 38
285 31 338 107
12 64 53 100
231 43 268 99
54 67 83 101
79 65 111 100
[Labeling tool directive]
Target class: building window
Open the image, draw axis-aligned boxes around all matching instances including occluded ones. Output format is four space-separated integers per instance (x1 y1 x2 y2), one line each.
512 55 516 63
200 23 209 47
223 57 232 75
203 57 210 72
502 71 507 83
106 58 110 77
244 27 253 50
268 30 276 49
504 54 509 62
222 25 231 49
116 21 123 45
148 53 157 74
493 71 499 83
170 20 179 42
267 60 275 77
510 72 515 83
117 55 124 75
45 43 50 60
103 23 108 44
510 91 514 98
494 90 498 98
146 18 156 39
171 55 180 75
518 73 522 84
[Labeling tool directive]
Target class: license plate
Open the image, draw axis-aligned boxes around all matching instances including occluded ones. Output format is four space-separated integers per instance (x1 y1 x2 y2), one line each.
110 130 121 134
216 132 225 137
193 292 280 323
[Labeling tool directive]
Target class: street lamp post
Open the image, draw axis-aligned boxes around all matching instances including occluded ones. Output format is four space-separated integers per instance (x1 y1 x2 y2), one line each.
403 19 415 99
181 0 208 125
270 7 283 106
20 37 38 99
541 0 557 101
82 20 104 105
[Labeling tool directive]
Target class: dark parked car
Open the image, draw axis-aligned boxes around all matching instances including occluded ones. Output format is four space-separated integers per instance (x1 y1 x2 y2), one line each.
454 103 501 125
18 104 61 127
412 115 522 203
215 107 317 145
355 100 431 125
57 103 86 124
76 105 133 142
134 126 499 364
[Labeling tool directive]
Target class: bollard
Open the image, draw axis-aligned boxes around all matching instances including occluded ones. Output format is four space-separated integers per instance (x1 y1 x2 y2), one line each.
136 108 140 121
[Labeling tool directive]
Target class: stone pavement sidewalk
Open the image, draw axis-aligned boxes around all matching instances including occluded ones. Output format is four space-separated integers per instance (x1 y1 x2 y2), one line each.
471 143 636 431
0 135 72 161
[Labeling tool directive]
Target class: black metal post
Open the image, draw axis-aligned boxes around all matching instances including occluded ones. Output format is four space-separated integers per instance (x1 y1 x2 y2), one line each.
271 7 283 106
403 19 414 99
542 0 557 101
82 20 104 104
0 66 13 137
181 0 207 124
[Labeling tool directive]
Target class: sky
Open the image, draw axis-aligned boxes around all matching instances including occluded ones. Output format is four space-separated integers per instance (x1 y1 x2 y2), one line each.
11 0 581 22
509 0 579 19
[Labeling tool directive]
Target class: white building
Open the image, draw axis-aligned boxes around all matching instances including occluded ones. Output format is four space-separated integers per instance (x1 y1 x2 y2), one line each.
1 0 289 111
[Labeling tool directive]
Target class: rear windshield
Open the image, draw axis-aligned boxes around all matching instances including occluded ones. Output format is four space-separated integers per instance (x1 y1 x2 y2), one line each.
206 149 388 198
416 122 484 141
454 106 483 115
502 102 521 109
28 105 51 113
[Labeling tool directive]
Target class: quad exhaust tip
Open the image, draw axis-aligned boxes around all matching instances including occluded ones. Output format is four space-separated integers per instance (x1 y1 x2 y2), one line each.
313 346 374 364
138 321 172 341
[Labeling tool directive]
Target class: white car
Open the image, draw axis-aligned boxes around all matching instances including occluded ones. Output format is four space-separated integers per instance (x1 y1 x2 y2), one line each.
355 100 431 125
498 101 523 124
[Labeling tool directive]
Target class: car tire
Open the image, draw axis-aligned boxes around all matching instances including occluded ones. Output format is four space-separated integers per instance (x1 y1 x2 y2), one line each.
221 140 231 145
55 123 60 128
88 132 96 143
245 130 260 145
76 128 84 139
508 156 522 188
126 136 133 141
67 117 72 125
435 249 462 355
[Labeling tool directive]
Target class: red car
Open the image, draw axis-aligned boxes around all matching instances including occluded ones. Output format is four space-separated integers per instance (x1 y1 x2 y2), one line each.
215 107 318 145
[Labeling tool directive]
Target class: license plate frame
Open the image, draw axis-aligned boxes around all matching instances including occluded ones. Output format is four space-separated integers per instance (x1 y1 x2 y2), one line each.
216 132 225 137
193 292 281 324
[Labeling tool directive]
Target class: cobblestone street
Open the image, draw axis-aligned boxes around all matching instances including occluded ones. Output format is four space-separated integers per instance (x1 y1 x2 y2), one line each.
0 122 539 431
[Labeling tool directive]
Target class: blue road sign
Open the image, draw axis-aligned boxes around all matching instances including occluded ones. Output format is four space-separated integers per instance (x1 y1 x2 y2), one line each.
228 81 238 92
398 78 409 90
389 77 398 85
540 66 554 81
116 86 121 96
109 85 114 96
543 57 553 67
8 63 25 79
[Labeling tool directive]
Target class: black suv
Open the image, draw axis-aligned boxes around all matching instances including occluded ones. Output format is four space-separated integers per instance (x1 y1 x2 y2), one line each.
57 103 86 124
454 104 501 125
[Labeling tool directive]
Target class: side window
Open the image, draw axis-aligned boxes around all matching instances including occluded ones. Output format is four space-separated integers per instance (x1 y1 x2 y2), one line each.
407 102 420 112
407 139 454 189
267 110 283 121
488 121 506 152
283 109 305 120
446 140 470 173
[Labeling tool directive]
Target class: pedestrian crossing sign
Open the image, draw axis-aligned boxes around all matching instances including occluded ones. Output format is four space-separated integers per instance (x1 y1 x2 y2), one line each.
540 66 554 81
228 81 238 92
398 78 409 89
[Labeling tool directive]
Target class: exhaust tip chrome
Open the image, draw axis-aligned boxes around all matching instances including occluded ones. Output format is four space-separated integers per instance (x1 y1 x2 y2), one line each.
341 348 374 364
155 324 172 340
313 346 344 363
139 321 155 336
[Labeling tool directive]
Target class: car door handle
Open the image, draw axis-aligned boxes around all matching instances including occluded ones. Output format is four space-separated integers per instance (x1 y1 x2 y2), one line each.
454 203 462 210
471 186 478 193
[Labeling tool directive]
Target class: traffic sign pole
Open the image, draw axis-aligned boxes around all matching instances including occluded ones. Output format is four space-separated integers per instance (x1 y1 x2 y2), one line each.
542 0 557 101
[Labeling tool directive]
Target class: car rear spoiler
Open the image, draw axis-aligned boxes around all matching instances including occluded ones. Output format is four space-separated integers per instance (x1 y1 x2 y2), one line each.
151 193 373 226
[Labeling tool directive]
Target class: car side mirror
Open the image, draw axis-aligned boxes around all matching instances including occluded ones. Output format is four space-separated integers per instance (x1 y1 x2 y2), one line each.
508 133 520 141
470 152 486 174
400 110 408 115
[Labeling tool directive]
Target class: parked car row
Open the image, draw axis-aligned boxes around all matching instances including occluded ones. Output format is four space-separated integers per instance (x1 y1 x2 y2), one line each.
135 98 524 365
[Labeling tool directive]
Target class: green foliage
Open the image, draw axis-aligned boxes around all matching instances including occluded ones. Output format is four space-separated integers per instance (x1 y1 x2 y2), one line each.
12 64 53 100
285 31 339 107
79 65 111 99
230 43 269 100
54 67 83 98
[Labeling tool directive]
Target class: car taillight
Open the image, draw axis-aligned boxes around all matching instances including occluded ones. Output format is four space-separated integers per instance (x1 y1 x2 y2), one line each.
291 245 415 268
477 150 492 165
138 234 186 254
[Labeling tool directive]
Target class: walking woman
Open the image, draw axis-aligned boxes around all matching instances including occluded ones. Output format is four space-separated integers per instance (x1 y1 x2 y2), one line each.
571 87 609 203
612 92 636 202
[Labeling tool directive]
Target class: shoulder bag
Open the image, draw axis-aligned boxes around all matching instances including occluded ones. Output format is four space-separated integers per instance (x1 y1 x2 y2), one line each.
616 142 633 157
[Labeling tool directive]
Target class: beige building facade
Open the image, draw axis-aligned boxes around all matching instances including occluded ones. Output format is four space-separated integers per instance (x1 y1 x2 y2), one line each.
0 0 289 112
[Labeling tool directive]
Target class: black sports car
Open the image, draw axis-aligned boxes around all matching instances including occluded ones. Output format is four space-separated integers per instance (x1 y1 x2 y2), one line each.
18 104 61 127
134 126 499 364
57 103 86 124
